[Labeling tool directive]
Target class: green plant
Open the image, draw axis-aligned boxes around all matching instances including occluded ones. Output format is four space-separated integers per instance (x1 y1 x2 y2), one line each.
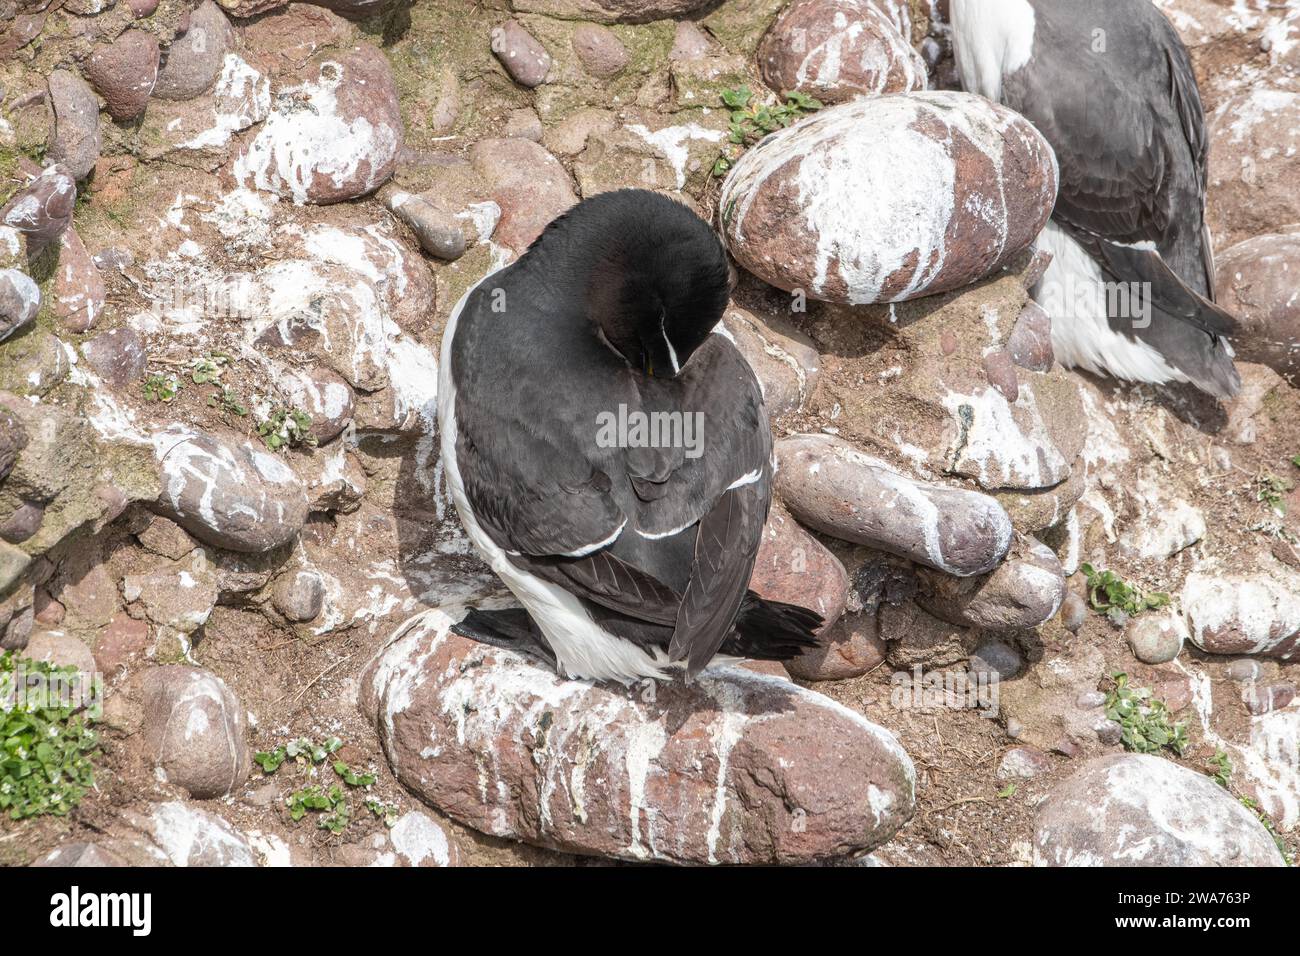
208 387 248 418
256 407 316 452
142 374 183 403
711 87 822 177
997 783 1017 799
257 737 376 835
1239 795 1293 865
287 783 350 832
1080 564 1171 621
1291 455 1300 469
254 736 342 774
1104 672 1188 757
0 652 99 820
1256 470 1293 516
1209 749 1232 789
366 798 399 828
188 352 233 385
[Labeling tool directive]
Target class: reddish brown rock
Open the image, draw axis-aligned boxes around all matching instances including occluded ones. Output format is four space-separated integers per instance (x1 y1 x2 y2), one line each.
917 535 1066 631
154 0 236 100
85 29 161 121
151 426 309 553
721 305 821 417
1 164 76 252
1183 567 1300 660
982 349 1019 402
470 138 577 255
490 20 551 88
719 92 1058 305
51 228 106 333
80 327 147 387
572 23 628 79
0 268 40 343
240 3 355 75
774 433 1014 577
46 69 102 180
511 0 716 23
1007 300 1054 371
139 666 251 799
748 501 848 630
1243 681 1297 716
786 607 886 681
362 607 916 865
1207 88 1300 248
93 613 150 679
1034 754 1286 867
759 0 926 104
1216 227 1300 377
233 43 402 204
273 364 354 444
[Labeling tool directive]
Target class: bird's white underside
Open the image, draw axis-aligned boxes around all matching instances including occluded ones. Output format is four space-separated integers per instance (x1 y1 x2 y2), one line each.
1035 223 1189 386
951 0 1192 389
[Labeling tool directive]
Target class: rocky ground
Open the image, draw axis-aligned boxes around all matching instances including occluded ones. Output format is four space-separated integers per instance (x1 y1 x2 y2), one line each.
1 0 1299 867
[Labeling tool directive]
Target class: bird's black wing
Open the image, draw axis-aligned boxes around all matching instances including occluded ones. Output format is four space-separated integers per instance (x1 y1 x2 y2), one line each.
1001 3 1232 335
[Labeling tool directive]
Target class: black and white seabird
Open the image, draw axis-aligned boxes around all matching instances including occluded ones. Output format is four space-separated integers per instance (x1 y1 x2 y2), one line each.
950 0 1241 398
437 189 821 684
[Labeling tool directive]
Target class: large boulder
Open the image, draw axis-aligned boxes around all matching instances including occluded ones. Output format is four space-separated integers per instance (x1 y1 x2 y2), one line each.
1217 227 1300 377
233 43 402 204
139 666 252 799
362 607 916 865
719 91 1058 304
758 0 926 104
1034 754 1287 866
1182 566 1300 660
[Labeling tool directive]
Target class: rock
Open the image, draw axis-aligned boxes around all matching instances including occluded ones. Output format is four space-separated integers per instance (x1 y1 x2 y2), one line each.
1033 754 1286 867
0 406 26 484
1225 658 1264 683
271 568 324 622
490 20 551 88
85 29 161 121
543 107 617 157
997 746 1052 780
774 433 1013 577
1117 481 1205 560
136 801 255 866
152 426 309 553
51 228 106 333
982 349 1018 402
0 328 69 397
719 91 1058 305
33 843 127 867
1060 591 1087 633
721 306 821 417
759 0 926 104
0 268 40 343
239 2 356 76
136 515 197 560
1216 227 1300 377
233 43 402 204
786 607 886 681
470 138 576 256
0 501 43 543
1183 567 1300 660
384 190 466 261
572 23 628 79
1 164 76 252
1243 681 1296 717
969 639 1023 681
154 1 235 100
80 327 147 387
880 599 977 669
389 811 461 867
503 107 543 142
21 630 97 679
748 501 848 630
1 601 33 651
1208 88 1300 248
511 0 716 23
46 69 102 180
128 0 159 15
362 607 916 865
1126 610 1187 665
273 365 353 444
139 667 251 799
122 553 219 641
917 535 1066 631
93 613 150 679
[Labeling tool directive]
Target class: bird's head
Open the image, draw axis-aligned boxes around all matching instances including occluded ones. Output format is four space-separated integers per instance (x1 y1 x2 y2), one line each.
575 190 731 379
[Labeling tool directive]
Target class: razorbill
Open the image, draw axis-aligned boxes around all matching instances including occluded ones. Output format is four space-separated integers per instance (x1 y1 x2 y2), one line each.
437 189 821 684
950 0 1241 398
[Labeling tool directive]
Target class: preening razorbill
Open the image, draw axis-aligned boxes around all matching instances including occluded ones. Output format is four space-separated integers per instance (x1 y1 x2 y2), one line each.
437 188 821 684
950 0 1241 398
